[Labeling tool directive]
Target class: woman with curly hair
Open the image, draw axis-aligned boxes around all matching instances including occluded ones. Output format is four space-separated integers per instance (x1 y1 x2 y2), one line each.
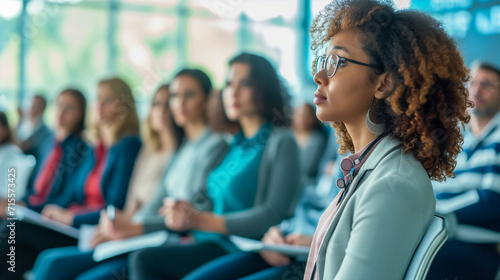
303 0 472 279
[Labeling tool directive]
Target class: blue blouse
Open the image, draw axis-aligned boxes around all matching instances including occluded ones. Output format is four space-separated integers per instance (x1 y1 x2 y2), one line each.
195 122 272 250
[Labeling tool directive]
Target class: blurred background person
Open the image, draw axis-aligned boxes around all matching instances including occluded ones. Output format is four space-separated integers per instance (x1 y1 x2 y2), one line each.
122 84 183 214
16 94 53 155
428 61 500 279
16 94 54 195
22 89 89 210
31 70 229 280
292 102 327 185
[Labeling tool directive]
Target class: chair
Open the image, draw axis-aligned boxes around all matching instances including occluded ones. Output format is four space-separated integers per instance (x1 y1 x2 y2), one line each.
403 215 448 280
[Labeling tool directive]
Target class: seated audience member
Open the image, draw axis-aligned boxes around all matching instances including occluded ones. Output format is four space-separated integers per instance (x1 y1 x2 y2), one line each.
0 89 88 212
0 78 141 280
428 62 500 279
31 70 229 280
16 94 54 195
292 103 328 185
301 0 471 279
21 89 89 212
121 84 183 215
128 52 302 280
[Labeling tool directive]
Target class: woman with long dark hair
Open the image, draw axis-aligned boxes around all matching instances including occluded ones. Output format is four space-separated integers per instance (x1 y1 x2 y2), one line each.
128 53 302 280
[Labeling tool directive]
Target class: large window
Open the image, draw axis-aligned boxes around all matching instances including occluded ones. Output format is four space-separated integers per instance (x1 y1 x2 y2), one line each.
1 0 499 125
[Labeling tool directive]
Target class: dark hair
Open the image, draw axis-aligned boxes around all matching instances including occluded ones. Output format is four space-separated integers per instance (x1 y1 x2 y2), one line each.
156 84 184 150
207 89 241 134
471 61 500 82
229 53 291 127
310 0 473 182
0 112 13 145
174 69 213 96
59 88 87 135
33 94 47 109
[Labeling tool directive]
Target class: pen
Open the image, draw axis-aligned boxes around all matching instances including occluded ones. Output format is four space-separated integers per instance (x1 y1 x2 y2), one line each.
107 204 115 227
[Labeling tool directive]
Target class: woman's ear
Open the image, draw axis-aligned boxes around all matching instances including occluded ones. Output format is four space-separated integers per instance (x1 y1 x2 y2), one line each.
374 73 395 99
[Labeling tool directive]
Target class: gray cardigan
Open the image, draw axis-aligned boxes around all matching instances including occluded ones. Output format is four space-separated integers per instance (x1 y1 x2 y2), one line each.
137 127 302 239
135 129 229 233
224 127 302 239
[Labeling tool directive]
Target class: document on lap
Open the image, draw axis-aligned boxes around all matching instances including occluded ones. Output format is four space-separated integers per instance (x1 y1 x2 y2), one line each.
92 230 169 262
13 205 79 238
229 235 310 257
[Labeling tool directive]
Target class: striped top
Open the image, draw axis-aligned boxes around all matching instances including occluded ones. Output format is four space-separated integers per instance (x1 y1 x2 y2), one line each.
433 111 500 232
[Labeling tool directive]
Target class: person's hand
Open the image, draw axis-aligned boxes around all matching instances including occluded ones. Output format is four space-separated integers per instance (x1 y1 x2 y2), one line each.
41 205 74 225
90 208 142 247
259 227 291 267
160 198 198 231
90 210 116 247
90 226 113 247
285 233 313 247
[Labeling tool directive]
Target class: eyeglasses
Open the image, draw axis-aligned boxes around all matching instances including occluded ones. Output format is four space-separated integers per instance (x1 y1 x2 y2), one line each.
315 54 382 78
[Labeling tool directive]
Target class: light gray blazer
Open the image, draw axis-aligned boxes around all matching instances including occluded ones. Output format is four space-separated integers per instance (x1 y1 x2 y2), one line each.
315 136 435 280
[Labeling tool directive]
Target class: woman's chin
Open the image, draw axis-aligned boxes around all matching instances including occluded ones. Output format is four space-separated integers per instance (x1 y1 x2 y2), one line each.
315 109 333 123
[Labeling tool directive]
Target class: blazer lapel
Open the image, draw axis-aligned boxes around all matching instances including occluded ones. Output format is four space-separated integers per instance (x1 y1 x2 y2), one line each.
100 146 116 197
315 136 402 279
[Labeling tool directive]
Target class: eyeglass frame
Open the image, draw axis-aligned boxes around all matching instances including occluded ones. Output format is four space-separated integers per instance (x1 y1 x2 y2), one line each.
316 53 383 78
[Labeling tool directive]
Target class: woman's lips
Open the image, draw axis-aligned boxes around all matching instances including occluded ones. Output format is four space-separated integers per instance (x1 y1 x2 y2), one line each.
231 102 240 108
313 92 327 105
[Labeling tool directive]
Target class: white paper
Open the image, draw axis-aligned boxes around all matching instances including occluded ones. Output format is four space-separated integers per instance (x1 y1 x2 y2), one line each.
13 205 79 238
229 235 310 257
92 230 169 262
78 225 98 252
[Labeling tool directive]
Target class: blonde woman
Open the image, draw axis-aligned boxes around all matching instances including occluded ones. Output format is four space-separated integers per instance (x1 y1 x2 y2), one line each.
123 84 183 215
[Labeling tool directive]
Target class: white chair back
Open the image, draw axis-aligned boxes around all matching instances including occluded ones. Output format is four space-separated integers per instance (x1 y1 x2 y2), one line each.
404 215 448 280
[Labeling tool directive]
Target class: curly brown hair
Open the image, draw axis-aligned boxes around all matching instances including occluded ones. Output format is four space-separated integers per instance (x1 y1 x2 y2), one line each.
310 0 473 181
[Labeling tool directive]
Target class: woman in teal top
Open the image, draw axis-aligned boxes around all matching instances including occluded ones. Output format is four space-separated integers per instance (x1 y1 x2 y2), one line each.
129 53 302 279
